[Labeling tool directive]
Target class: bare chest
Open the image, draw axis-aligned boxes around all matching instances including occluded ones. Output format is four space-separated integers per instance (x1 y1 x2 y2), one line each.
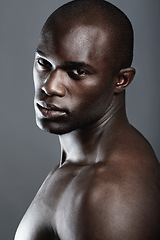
45 165 91 238
15 164 92 240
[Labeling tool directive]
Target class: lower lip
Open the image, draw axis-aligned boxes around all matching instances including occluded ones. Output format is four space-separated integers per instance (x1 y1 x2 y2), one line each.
37 104 67 119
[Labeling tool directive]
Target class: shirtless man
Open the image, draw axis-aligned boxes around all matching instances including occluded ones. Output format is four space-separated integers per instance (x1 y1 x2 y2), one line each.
14 0 160 239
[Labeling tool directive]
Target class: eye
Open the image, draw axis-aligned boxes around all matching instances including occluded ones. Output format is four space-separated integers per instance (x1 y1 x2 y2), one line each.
36 57 52 69
67 68 91 80
72 69 89 76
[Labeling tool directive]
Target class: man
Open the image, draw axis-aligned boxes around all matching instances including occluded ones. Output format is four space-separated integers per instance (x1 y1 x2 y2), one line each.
15 0 160 239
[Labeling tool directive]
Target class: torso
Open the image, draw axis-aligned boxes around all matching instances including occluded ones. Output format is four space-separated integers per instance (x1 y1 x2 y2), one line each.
14 162 96 240
15 156 160 240
14 127 160 240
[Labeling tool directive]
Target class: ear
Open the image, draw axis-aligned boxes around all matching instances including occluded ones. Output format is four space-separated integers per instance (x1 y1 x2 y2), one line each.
114 67 136 93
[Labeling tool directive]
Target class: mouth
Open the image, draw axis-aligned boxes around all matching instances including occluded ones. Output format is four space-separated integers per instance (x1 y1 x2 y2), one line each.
37 101 67 119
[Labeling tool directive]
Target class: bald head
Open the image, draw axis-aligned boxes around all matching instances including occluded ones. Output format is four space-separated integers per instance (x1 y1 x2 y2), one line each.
41 0 134 72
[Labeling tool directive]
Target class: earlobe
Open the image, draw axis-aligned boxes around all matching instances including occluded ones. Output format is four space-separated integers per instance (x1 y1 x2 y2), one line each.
114 67 136 93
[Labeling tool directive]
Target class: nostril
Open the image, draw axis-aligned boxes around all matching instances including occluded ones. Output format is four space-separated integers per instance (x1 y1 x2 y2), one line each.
41 85 52 96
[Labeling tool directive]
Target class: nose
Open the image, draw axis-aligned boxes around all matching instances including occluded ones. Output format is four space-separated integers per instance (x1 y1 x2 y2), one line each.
42 69 66 97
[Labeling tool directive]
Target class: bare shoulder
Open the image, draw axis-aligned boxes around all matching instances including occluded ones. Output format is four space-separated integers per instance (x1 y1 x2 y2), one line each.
72 122 160 239
81 157 160 239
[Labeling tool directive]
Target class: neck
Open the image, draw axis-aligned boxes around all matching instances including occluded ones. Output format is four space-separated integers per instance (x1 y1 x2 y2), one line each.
59 95 129 167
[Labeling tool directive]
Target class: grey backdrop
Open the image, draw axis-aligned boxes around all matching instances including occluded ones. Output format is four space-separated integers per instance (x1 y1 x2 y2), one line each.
1 0 160 239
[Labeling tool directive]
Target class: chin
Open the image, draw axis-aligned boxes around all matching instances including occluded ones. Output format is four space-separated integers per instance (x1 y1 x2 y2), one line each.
36 117 76 135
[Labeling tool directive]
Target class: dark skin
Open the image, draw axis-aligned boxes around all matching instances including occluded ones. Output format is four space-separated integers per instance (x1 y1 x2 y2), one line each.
15 6 160 240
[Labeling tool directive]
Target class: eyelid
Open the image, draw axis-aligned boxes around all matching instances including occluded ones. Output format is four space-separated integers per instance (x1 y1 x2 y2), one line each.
65 68 91 80
36 57 52 68
64 66 91 73
72 69 90 75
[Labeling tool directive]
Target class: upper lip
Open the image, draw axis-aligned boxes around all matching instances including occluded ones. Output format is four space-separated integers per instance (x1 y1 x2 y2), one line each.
37 101 67 112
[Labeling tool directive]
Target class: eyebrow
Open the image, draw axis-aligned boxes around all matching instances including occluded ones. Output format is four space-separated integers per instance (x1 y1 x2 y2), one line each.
35 49 46 57
64 61 93 70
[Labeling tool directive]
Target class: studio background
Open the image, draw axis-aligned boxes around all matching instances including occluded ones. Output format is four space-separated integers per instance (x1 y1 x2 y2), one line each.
1 0 160 239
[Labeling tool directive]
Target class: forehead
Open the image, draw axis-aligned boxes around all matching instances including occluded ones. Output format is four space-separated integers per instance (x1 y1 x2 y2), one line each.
38 19 113 65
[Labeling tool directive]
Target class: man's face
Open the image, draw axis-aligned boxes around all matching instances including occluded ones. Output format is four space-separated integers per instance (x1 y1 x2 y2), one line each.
33 18 117 135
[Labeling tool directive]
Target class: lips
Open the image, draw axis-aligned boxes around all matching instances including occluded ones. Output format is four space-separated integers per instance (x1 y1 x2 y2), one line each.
37 101 67 119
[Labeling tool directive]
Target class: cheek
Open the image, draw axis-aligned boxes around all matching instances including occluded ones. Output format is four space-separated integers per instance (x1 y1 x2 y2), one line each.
33 67 39 89
33 69 43 97
71 80 113 116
